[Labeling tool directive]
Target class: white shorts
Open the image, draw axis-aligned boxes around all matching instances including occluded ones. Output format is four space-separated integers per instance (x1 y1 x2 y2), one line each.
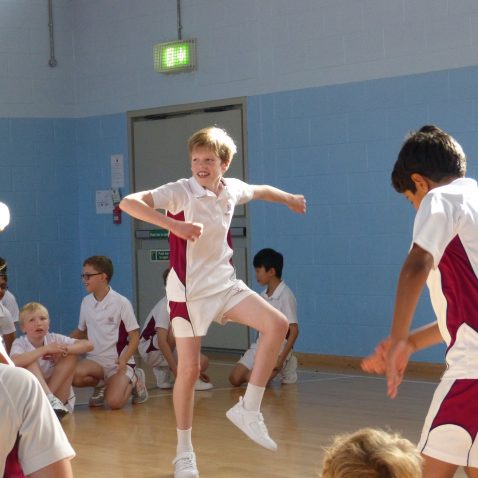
138 337 174 368
86 355 136 382
238 339 289 370
418 378 478 467
170 280 255 338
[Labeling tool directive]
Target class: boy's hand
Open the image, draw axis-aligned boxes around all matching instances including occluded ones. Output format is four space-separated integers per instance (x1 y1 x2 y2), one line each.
171 221 204 242
361 338 390 374
287 194 306 214
386 339 413 399
43 342 68 361
115 357 127 374
199 371 210 383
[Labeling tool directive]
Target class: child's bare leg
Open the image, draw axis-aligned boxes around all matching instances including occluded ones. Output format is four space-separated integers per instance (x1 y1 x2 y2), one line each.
229 363 251 386
225 295 288 387
422 454 457 478
25 361 52 395
174 337 201 429
465 466 478 478
48 354 78 403
72 359 103 388
104 371 133 409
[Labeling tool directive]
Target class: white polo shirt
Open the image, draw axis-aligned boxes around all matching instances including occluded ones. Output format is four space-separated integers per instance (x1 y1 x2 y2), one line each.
150 176 254 302
78 288 139 365
0 302 15 336
139 296 169 352
2 290 19 322
413 178 478 379
11 333 77 379
260 281 298 326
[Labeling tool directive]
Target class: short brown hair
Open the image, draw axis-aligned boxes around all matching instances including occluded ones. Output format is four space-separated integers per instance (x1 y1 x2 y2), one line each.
321 428 422 478
83 255 114 282
187 127 237 164
20 302 49 326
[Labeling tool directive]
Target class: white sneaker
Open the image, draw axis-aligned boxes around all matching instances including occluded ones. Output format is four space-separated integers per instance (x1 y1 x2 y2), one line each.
281 354 298 384
226 397 277 451
48 394 69 419
132 368 149 404
88 385 105 407
194 379 213 391
153 366 173 389
173 451 199 478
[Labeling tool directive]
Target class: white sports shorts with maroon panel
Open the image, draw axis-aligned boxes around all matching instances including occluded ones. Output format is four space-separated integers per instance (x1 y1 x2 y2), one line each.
418 378 478 467
170 279 255 338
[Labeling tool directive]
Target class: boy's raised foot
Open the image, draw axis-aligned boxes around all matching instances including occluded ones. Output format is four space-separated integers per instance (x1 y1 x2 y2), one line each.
48 394 69 419
226 397 277 451
88 385 105 407
132 367 148 404
173 451 199 478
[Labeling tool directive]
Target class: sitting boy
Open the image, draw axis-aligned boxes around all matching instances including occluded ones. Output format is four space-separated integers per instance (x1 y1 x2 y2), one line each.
0 257 20 324
320 427 422 478
139 268 213 390
71 255 148 409
229 248 299 386
10 302 93 418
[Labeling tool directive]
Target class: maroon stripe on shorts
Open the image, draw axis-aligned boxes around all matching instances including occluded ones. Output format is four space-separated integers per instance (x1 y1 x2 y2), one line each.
168 301 191 323
167 211 187 287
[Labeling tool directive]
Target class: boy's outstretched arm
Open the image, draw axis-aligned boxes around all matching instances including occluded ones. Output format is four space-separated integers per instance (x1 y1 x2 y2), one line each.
252 185 306 214
387 244 434 398
120 191 203 241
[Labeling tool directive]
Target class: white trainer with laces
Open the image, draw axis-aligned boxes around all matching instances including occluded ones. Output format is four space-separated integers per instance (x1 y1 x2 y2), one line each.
173 451 199 478
88 385 105 407
153 366 173 389
194 379 213 391
280 354 298 384
132 367 149 404
48 395 69 419
226 397 277 451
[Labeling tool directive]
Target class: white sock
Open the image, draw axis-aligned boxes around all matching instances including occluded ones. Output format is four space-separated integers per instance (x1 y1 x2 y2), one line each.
243 383 265 412
47 392 54 400
176 428 193 455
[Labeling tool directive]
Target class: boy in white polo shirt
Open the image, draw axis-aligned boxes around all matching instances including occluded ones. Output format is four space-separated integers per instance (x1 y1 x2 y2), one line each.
71 255 148 409
120 126 306 478
229 248 299 386
0 257 20 325
0 273 15 354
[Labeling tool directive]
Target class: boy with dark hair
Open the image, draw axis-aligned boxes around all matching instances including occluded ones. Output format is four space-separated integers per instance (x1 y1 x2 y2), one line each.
120 126 306 478
229 248 299 386
362 125 478 477
0 257 19 324
71 255 148 409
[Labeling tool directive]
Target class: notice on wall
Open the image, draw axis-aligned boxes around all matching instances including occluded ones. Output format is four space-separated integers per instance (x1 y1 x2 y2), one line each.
111 154 124 188
96 190 113 214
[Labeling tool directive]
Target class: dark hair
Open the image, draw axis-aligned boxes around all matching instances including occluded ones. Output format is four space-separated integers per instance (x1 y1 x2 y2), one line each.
0 257 7 278
391 125 466 193
83 255 114 282
253 248 284 278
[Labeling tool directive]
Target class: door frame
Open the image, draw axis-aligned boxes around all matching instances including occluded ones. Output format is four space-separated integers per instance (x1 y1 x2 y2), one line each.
126 97 252 352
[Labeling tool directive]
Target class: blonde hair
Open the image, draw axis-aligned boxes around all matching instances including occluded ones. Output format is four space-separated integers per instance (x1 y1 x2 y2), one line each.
321 428 422 478
19 302 49 325
187 127 237 164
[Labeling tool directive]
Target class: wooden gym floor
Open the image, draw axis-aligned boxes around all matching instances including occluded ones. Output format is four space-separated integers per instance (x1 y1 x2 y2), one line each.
62 354 466 478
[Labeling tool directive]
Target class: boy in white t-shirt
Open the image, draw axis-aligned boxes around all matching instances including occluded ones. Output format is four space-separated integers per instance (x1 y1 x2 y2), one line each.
362 125 478 477
229 248 299 386
139 268 213 391
120 127 306 478
71 255 148 409
10 302 93 419
0 257 20 324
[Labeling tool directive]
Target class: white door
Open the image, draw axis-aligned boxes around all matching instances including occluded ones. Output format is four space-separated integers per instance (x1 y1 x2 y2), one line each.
130 103 250 351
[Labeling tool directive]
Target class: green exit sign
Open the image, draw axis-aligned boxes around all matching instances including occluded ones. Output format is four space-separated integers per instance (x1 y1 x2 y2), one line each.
154 39 197 73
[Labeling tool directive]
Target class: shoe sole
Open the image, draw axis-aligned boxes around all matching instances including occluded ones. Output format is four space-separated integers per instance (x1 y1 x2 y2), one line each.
54 409 69 419
226 408 278 451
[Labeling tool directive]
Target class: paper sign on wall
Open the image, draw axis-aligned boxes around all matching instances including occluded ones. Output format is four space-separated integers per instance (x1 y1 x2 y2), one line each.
111 154 124 188
96 190 113 214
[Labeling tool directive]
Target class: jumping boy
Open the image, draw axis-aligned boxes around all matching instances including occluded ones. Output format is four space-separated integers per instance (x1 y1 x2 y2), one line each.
139 268 213 390
10 302 93 418
229 248 299 386
362 125 478 477
120 126 306 478
71 255 148 409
